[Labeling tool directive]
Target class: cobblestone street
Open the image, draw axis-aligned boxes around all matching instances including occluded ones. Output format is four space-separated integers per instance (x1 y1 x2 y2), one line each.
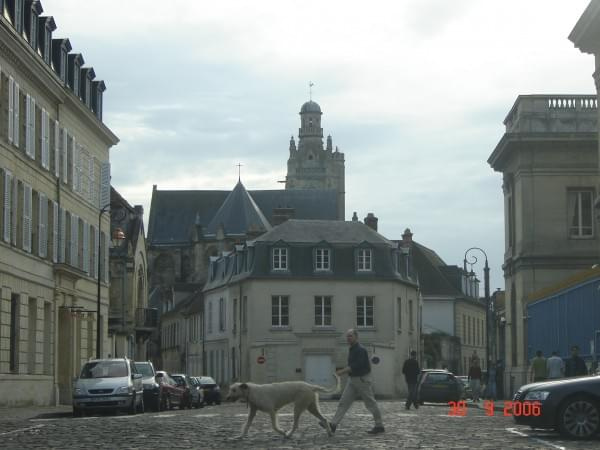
1 401 599 449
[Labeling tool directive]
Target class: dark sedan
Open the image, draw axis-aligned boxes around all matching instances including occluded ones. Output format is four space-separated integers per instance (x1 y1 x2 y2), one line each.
513 375 600 439
417 369 463 404
198 376 221 406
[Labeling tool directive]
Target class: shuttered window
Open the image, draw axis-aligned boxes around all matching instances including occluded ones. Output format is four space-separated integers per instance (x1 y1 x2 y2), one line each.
53 120 60 177
52 201 58 263
3 170 12 243
71 214 79 267
82 221 89 274
89 157 96 205
58 207 66 263
91 225 98 278
25 94 35 159
100 162 110 208
38 193 47 257
41 109 50 169
61 128 68 184
8 77 20 147
23 184 32 252
71 137 77 191
11 177 18 245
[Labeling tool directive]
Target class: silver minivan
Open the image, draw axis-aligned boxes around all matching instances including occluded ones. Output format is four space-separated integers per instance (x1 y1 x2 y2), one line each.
72 358 144 416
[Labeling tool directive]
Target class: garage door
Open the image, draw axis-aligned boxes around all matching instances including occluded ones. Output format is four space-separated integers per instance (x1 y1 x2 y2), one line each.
305 355 335 389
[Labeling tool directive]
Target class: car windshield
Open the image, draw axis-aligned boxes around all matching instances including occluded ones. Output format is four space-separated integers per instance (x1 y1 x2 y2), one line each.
425 373 451 383
80 361 128 378
135 363 154 377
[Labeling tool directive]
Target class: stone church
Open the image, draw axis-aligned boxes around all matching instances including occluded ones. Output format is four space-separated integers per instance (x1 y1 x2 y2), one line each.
146 100 346 370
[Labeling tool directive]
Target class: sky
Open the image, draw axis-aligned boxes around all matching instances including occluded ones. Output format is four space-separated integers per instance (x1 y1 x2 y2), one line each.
40 0 595 292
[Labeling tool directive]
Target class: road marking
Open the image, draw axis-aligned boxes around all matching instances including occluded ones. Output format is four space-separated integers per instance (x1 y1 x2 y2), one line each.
154 414 176 418
113 415 136 419
0 424 45 436
30 418 59 422
194 414 220 418
506 427 566 450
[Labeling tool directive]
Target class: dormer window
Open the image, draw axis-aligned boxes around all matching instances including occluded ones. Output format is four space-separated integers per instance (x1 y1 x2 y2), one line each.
73 63 79 95
315 248 330 271
60 49 67 82
272 247 288 271
15 0 24 34
92 80 105 121
357 248 372 271
29 6 39 50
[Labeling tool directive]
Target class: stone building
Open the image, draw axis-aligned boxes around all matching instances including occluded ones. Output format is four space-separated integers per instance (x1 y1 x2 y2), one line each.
0 1 118 406
488 94 598 394
199 219 419 397
147 100 346 372
108 187 154 361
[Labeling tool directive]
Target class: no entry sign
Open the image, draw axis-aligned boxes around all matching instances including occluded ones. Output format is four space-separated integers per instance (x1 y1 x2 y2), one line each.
257 355 266 364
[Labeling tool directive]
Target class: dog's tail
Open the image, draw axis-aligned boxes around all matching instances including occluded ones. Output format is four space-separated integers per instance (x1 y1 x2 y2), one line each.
312 373 341 395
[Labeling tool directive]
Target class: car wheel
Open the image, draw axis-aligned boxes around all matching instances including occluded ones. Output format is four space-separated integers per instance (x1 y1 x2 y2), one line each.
558 395 600 439
129 394 137 415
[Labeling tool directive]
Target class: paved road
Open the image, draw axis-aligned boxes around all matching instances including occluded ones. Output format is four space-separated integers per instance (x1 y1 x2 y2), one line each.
0 401 598 449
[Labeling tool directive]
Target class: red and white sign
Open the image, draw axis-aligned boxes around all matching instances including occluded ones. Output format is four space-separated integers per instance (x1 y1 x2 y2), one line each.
257 355 266 364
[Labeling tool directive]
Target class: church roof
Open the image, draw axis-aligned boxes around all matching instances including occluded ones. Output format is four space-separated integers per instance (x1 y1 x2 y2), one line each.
205 181 272 236
300 100 322 114
147 187 339 245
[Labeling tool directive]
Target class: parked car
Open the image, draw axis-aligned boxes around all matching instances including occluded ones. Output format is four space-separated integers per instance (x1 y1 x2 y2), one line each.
456 375 473 400
198 376 221 405
155 371 187 410
417 369 463 404
135 361 162 411
513 375 600 439
72 358 144 417
189 376 205 408
170 373 194 408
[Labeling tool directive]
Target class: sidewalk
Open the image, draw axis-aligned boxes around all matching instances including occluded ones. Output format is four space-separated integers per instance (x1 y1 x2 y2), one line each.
0 404 72 421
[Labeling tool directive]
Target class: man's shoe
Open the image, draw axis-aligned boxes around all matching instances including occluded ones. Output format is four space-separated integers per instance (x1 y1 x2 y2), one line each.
367 426 385 434
319 421 336 434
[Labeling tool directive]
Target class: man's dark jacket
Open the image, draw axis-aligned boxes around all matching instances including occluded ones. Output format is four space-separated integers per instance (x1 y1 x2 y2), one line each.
348 343 371 377
402 357 420 384
565 356 587 377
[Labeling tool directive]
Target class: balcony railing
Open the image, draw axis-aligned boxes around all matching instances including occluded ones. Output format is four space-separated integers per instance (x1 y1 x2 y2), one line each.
135 307 158 329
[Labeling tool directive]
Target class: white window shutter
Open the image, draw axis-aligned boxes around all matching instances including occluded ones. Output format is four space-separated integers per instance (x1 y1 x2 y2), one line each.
31 97 36 159
42 109 49 169
71 214 79 267
13 82 19 148
11 177 18 245
52 201 58 263
38 193 47 257
91 225 98 279
25 94 31 155
82 222 89 274
54 120 60 177
62 128 68 184
3 170 12 243
59 207 66 263
8 77 14 144
100 162 110 208
23 184 32 252
89 157 95 204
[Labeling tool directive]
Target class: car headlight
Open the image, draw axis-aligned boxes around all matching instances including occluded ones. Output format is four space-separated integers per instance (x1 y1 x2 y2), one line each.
115 386 132 395
524 391 550 401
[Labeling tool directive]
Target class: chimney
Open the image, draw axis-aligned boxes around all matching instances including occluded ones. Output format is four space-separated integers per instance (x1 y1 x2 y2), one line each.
364 212 378 231
272 206 295 226
402 228 413 245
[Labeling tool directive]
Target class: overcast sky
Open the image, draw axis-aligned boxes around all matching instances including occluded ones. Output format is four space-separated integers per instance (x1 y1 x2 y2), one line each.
42 0 594 291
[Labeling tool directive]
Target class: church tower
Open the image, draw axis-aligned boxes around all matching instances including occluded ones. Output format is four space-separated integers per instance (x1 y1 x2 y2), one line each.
285 100 346 220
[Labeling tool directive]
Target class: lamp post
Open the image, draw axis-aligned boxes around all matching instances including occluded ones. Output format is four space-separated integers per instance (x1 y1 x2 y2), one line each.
463 247 491 369
96 204 125 359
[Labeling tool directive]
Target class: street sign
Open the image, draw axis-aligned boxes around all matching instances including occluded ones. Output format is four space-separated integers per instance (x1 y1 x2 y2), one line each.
257 355 266 364
371 356 380 365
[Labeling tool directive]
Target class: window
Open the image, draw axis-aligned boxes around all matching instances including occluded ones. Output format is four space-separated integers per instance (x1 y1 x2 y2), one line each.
356 296 374 327
315 248 330 271
29 10 38 51
409 299 414 331
25 94 35 158
37 193 47 258
3 170 13 243
8 76 20 147
272 247 288 270
28 297 37 374
271 295 289 327
207 302 213 334
60 50 67 83
22 184 32 252
568 190 593 238
43 302 52 374
218 298 225 332
314 296 332 326
357 249 372 271
44 27 51 64
397 297 402 329
41 108 49 169
10 294 20 372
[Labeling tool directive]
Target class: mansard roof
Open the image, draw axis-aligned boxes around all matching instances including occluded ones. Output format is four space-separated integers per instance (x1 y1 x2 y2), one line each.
205 181 271 237
249 219 395 246
411 241 469 298
147 187 338 245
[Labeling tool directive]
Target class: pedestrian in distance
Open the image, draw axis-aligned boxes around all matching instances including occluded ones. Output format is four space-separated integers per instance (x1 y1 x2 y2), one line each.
320 329 385 435
546 351 565 379
402 350 420 410
468 359 482 402
564 345 588 377
530 350 547 382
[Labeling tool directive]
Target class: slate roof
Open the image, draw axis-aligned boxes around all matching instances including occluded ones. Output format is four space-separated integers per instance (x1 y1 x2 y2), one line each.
205 181 271 236
249 219 395 246
147 187 338 245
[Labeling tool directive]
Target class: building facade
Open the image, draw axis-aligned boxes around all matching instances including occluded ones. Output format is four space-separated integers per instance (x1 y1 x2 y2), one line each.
200 219 420 397
488 94 598 394
0 1 118 406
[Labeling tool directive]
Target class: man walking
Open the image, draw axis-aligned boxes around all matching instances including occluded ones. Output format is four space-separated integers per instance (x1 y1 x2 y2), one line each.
468 359 482 402
321 329 384 434
565 345 588 377
530 350 547 382
402 350 420 410
546 351 564 379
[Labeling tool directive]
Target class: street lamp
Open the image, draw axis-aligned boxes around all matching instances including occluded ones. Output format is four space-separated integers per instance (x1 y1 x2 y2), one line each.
463 247 491 369
96 203 125 359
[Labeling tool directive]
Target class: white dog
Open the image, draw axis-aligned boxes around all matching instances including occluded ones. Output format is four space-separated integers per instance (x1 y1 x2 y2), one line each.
226 374 340 438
